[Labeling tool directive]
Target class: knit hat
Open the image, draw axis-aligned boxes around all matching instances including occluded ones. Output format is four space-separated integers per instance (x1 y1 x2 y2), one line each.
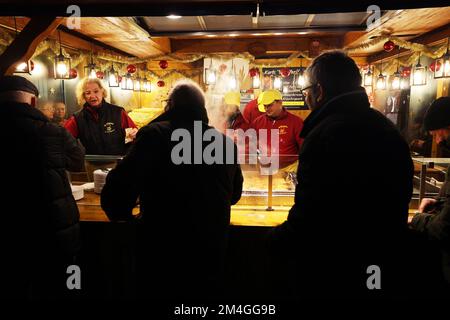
0 75 39 96
423 97 450 131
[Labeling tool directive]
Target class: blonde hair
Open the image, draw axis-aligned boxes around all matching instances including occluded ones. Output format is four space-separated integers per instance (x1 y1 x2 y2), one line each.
76 77 108 106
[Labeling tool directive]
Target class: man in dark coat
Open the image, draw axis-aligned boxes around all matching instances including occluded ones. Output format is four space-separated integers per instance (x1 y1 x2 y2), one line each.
101 80 243 299
411 97 450 287
269 51 414 298
0 75 84 299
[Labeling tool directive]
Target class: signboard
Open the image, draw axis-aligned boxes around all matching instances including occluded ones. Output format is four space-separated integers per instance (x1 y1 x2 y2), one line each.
262 67 308 110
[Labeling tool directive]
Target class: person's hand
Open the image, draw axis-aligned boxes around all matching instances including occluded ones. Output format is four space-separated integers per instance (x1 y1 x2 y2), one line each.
125 128 138 143
418 198 437 213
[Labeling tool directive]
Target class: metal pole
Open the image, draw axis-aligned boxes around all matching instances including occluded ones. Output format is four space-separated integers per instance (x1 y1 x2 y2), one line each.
419 163 427 204
266 173 274 211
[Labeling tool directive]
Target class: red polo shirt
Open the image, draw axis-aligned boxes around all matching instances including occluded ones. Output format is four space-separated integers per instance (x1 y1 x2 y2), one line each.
242 99 264 124
251 109 303 168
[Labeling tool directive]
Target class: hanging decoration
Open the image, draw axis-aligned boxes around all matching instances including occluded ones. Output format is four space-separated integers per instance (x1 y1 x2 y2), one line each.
383 40 395 52
158 60 168 69
69 68 78 79
429 61 441 73
95 71 104 79
107 63 119 87
412 55 427 86
127 64 137 74
157 80 165 87
249 67 259 78
53 30 71 79
280 67 291 77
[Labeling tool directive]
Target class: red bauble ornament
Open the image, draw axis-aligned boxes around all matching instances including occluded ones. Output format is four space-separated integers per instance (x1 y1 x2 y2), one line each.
159 60 168 69
127 64 136 74
383 40 395 52
429 61 441 72
69 68 78 79
249 68 259 78
280 67 291 77
157 80 165 87
96 71 104 79
401 67 411 77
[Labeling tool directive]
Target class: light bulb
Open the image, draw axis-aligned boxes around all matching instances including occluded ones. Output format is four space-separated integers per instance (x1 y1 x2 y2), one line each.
56 62 68 76
274 77 282 89
16 62 28 72
297 74 305 88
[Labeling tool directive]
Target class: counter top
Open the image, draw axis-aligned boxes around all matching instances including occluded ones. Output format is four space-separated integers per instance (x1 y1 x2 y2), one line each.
77 190 416 226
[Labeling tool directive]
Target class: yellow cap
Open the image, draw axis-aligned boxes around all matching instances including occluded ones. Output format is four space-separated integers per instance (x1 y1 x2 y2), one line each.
224 91 240 107
257 89 283 112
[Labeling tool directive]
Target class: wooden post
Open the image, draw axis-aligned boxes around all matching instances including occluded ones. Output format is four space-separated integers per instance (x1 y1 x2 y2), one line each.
0 16 62 76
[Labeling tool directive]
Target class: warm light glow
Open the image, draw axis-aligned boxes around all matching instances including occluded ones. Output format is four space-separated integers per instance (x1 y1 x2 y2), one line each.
444 59 450 77
228 34 239 37
229 77 237 90
167 15 182 19
392 77 400 90
126 77 133 90
109 74 118 87
412 67 426 86
15 62 28 72
89 69 97 79
283 85 289 94
274 77 282 89
252 76 260 89
297 74 305 88
206 69 216 84
56 62 68 77
376 75 386 90
297 32 307 35
134 79 141 91
31 62 45 77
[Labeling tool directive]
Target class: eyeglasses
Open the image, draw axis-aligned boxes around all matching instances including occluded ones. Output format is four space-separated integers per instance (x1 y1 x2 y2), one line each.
301 84 316 95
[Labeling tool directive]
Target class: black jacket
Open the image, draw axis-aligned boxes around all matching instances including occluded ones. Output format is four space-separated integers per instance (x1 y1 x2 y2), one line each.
101 110 243 298
74 101 126 155
0 101 83 296
269 89 414 297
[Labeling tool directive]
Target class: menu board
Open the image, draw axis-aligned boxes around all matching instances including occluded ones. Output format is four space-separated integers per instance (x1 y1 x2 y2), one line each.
262 67 308 110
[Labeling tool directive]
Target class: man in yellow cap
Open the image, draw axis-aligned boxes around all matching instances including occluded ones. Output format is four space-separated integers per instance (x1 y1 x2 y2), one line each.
251 89 304 170
224 91 249 131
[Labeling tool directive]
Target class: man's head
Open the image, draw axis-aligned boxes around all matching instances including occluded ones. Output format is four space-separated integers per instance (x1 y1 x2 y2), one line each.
424 97 450 145
303 50 362 111
258 89 283 118
38 102 54 120
53 102 66 120
0 75 39 107
166 79 208 122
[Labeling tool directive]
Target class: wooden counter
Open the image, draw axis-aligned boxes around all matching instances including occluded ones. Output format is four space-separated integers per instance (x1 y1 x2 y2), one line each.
77 190 416 226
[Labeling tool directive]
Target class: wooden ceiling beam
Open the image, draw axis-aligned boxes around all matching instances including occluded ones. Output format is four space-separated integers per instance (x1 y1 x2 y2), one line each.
368 23 450 63
171 36 342 54
0 16 63 76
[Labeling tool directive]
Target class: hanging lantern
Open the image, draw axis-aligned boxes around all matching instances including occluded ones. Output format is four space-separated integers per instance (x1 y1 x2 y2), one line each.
142 78 152 92
273 76 282 89
443 52 450 78
69 68 78 79
412 56 427 86
383 40 395 52
53 30 71 79
280 67 291 77
121 73 134 90
108 63 119 87
133 76 143 92
363 66 373 87
376 74 386 90
435 39 450 79
296 68 306 89
204 58 216 85
252 76 260 89
391 71 401 90
157 80 165 87
159 60 168 69
127 64 137 74
12 17 33 74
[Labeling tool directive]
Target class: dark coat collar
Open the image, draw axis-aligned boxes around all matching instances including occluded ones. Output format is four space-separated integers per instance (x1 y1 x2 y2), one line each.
1 101 48 122
300 88 370 138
